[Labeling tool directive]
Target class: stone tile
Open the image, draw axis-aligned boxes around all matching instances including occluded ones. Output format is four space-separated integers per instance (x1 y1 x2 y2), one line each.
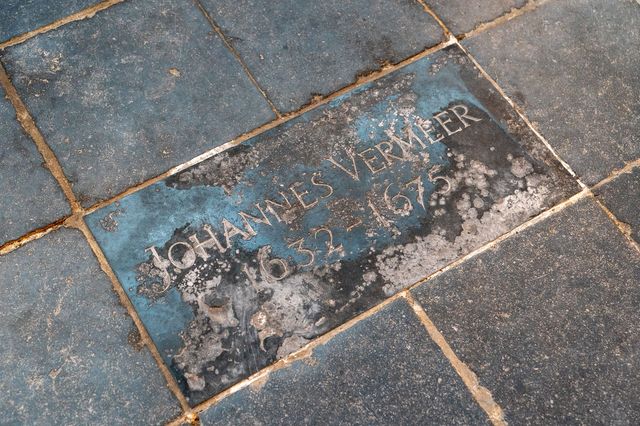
86 45 578 404
413 199 640 424
463 0 640 185
0 0 97 42
199 0 444 112
594 165 640 244
0 228 181 424
426 0 526 35
0 85 69 246
1 0 275 207
199 300 488 425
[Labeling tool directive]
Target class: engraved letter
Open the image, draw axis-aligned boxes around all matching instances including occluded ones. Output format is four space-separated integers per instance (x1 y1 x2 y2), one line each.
386 125 427 154
358 148 387 174
434 110 462 136
311 172 334 199
144 246 172 291
222 218 251 248
189 224 227 260
325 151 360 181
264 192 293 222
289 181 319 210
450 104 482 128
375 140 405 165
415 118 444 144
238 204 272 236
167 241 197 270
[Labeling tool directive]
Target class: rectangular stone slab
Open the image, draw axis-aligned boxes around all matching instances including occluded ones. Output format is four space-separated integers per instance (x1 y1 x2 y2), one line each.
86 45 578 404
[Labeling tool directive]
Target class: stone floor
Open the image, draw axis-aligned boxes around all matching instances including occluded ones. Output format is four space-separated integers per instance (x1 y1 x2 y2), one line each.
0 0 638 424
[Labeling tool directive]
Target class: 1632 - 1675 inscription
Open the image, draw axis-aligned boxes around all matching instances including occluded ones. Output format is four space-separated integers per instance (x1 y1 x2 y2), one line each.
87 45 578 404
145 103 480 287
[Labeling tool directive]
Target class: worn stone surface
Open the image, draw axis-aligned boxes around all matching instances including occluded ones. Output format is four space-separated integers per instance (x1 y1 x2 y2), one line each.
0 84 69 246
594 165 640 244
426 0 526 35
199 0 444 112
87 45 578 404
0 228 181 424
199 299 488 425
0 0 97 42
1 0 275 207
413 199 640 424
463 0 640 185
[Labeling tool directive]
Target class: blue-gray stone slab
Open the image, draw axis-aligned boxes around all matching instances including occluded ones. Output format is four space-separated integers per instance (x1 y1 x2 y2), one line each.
412 199 640 424
594 165 640 244
463 0 640 185
1 0 275 207
199 0 445 112
426 0 526 35
0 84 69 246
0 0 97 42
200 300 488 425
0 228 181 424
86 45 578 404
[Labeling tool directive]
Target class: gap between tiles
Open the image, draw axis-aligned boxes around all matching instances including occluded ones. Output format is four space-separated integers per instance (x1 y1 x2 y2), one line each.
404 293 507 426
0 0 125 50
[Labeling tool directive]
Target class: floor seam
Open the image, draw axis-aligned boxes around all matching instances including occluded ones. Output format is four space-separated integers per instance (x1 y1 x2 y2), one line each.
459 0 552 41
403 293 507 425
0 61 81 213
76 217 194 414
591 194 640 255
0 0 125 51
191 0 282 118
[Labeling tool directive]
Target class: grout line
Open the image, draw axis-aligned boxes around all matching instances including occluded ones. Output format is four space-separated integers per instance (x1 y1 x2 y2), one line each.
0 216 68 256
192 0 282 118
73 217 193 413
167 189 589 422
415 0 452 37
403 293 507 425
84 37 456 215
0 62 81 213
591 194 640 254
455 41 587 190
590 159 640 192
459 0 551 40
0 0 125 51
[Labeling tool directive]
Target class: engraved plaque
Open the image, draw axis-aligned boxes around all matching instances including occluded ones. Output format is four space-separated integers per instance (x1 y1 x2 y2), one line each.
87 45 578 404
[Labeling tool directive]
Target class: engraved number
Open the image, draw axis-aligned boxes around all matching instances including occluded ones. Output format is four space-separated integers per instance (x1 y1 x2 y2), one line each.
258 246 290 282
404 175 426 210
313 227 344 256
288 238 315 267
384 184 413 215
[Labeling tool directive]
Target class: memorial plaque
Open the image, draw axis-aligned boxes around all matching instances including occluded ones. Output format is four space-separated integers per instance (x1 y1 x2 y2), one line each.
87 45 578 404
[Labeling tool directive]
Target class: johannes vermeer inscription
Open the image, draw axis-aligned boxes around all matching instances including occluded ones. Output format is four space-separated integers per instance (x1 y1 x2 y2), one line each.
87 45 578 404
